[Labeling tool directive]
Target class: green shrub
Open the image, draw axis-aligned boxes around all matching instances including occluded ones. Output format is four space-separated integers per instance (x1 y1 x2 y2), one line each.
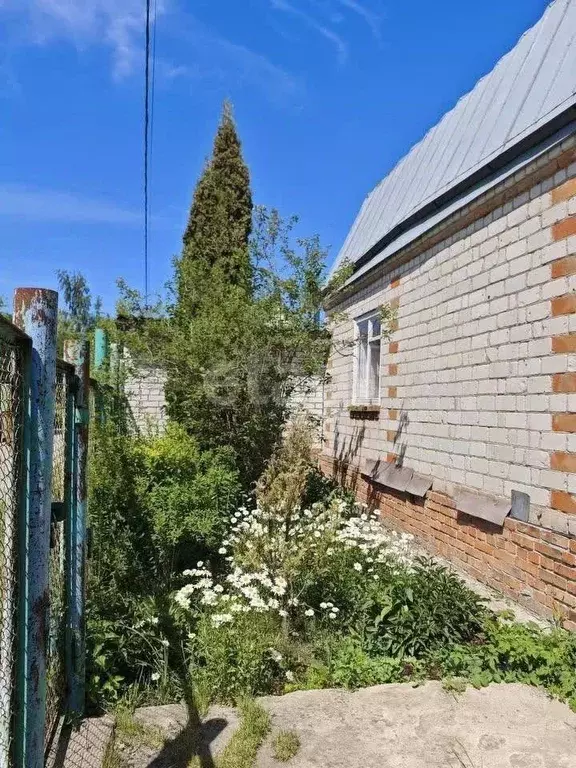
430 618 576 709
188 611 284 704
135 423 241 578
323 637 408 689
368 559 487 658
88 421 241 709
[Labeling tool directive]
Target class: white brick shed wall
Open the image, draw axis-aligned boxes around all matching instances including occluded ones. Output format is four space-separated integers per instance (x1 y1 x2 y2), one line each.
125 365 168 435
324 137 576 538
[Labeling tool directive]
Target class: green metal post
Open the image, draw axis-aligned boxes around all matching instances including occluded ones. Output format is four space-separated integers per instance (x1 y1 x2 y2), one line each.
62 341 90 715
93 328 108 371
62 368 77 716
13 289 58 768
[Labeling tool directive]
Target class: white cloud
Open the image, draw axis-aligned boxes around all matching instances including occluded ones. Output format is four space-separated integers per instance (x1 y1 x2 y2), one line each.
0 0 166 79
171 18 302 106
0 184 140 224
335 0 382 41
0 0 300 103
270 0 348 64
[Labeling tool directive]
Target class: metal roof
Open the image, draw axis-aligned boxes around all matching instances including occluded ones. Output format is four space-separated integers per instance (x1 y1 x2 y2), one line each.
333 0 576 281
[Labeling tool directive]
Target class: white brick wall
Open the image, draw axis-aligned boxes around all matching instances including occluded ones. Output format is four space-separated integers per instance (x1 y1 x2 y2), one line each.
323 144 576 535
125 365 167 435
285 376 325 446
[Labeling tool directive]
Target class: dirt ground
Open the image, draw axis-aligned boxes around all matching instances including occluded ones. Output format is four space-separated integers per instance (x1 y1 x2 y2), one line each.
126 681 576 768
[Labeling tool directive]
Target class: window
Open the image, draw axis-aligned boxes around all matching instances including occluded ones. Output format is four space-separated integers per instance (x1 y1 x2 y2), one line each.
353 313 381 403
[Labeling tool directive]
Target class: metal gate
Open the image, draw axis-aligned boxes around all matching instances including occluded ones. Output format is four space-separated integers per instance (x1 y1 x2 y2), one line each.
0 289 91 768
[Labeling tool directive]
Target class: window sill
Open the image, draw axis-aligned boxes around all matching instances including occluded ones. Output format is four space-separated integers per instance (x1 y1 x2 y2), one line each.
348 404 380 420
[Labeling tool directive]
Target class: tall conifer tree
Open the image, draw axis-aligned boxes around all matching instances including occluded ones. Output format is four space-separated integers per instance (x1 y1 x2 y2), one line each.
175 101 253 320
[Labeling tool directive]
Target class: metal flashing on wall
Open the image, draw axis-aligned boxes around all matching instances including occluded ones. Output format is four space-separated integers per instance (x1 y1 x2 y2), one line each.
406 473 434 497
362 458 432 498
455 489 511 527
510 490 530 523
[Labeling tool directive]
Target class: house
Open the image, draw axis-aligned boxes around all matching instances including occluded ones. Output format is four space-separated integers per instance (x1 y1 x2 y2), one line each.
321 0 576 624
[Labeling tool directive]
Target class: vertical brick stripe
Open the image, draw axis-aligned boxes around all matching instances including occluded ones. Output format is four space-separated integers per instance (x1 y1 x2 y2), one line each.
388 408 398 420
388 386 397 398
551 294 576 316
552 413 576 432
552 178 576 204
553 373 576 393
552 334 576 353
552 217 576 241
551 256 576 279
551 452 576 472
551 490 576 515
389 341 399 354
389 363 398 376
391 278 400 288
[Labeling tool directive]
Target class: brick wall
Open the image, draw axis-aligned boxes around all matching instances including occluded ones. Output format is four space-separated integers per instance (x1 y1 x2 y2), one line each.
285 376 325 445
322 135 576 619
319 455 576 627
125 365 167 435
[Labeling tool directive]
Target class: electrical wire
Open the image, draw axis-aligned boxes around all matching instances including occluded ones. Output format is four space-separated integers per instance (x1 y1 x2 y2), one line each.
143 0 152 308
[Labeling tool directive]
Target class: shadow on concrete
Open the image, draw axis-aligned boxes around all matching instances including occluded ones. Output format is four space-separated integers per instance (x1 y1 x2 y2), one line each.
145 600 221 768
145 703 225 768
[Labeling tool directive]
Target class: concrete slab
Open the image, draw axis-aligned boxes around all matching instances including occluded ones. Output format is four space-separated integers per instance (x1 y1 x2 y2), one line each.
258 682 576 768
121 703 239 767
125 682 576 768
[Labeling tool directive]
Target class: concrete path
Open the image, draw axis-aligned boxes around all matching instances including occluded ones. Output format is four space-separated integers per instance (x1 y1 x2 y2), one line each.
126 682 576 768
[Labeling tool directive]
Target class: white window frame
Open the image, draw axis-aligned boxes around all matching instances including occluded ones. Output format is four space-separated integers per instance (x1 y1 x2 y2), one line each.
352 311 381 405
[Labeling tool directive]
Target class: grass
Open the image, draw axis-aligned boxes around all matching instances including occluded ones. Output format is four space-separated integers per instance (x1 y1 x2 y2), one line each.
272 730 301 762
442 677 468 695
102 740 128 768
218 700 271 768
188 699 271 768
114 705 165 750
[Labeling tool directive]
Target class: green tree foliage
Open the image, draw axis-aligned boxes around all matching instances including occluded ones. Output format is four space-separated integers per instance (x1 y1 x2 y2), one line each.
56 269 104 352
165 206 335 487
175 100 253 321
87 398 241 707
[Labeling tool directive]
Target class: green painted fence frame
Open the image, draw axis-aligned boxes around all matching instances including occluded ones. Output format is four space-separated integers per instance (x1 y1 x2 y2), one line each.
0 290 94 768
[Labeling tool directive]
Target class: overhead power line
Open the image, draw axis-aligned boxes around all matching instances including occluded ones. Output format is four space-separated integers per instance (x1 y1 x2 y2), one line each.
143 0 157 309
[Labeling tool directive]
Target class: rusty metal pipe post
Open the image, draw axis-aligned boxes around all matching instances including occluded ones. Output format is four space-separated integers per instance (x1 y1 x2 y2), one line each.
63 341 89 715
13 288 58 768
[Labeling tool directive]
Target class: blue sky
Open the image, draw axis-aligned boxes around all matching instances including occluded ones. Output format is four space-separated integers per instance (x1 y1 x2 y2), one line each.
0 0 549 313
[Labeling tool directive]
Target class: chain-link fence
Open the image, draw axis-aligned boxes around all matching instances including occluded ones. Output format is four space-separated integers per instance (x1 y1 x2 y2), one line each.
0 321 26 768
45 365 72 750
0 296 102 768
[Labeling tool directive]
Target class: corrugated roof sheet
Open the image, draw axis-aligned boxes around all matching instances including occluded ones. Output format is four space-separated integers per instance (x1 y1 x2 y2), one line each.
333 0 576 279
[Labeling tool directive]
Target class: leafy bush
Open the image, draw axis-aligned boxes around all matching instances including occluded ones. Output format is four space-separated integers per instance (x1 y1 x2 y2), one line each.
88 420 241 710
188 612 284 704
135 423 241 579
430 618 576 710
367 560 487 658
315 637 409 689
